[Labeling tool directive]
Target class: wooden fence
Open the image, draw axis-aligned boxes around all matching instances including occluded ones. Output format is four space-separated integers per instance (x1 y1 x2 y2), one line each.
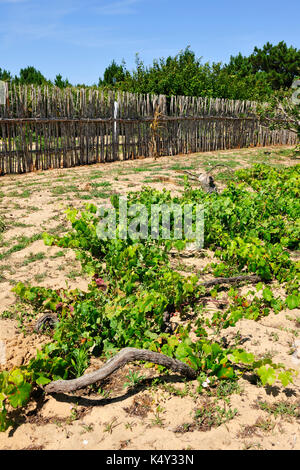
0 84 297 175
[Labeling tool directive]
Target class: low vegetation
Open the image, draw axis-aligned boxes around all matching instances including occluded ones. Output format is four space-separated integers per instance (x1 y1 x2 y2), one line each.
0 160 299 431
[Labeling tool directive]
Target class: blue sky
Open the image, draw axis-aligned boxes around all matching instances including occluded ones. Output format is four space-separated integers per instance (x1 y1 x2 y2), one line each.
1 0 299 85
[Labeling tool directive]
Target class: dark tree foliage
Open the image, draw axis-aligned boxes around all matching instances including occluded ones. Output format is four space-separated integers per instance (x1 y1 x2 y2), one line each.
0 68 12 81
249 41 300 89
119 48 215 97
116 42 300 101
54 74 72 89
16 66 49 86
1 41 299 102
99 60 127 87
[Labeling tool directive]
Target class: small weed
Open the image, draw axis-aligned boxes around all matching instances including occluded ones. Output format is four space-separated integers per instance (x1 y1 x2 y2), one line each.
0 233 42 261
50 251 65 259
80 424 94 434
151 405 165 428
90 191 110 199
162 383 190 398
0 217 6 233
124 421 136 431
170 164 196 171
70 348 89 378
269 332 279 342
91 182 112 188
123 370 146 389
23 252 46 265
242 442 263 450
2 302 37 327
66 270 81 280
254 416 275 433
194 400 238 431
12 222 34 228
103 417 119 434
207 380 242 398
256 400 300 419
89 172 103 180
51 185 77 196
173 422 194 434
33 273 47 283
97 387 111 399
7 190 31 198
66 405 79 424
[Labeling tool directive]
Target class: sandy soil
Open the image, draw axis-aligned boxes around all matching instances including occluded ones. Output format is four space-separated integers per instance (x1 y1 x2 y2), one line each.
0 145 299 450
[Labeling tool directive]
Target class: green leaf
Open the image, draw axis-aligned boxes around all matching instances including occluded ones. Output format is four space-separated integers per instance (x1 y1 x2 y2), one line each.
0 392 6 406
256 365 277 386
215 365 235 379
43 233 55 246
262 288 273 302
174 240 186 251
36 376 51 386
0 410 11 432
7 383 31 408
229 350 255 365
286 294 300 310
175 343 194 362
9 369 24 387
256 282 263 292
277 371 294 387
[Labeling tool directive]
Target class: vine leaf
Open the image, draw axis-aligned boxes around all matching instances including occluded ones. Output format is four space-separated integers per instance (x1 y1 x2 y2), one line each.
256 365 277 386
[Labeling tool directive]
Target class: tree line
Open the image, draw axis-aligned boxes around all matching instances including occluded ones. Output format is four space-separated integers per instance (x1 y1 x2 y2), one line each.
0 41 299 102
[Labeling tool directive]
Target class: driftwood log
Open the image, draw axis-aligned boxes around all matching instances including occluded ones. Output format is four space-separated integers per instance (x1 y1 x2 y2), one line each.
34 313 58 332
44 347 198 394
199 274 261 288
178 164 234 193
179 169 217 193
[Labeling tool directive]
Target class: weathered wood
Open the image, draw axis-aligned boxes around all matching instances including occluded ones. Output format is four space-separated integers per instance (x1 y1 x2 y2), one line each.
0 84 297 175
35 313 59 332
44 347 198 394
199 274 261 288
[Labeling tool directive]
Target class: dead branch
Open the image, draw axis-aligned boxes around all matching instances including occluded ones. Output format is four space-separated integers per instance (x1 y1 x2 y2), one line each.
177 163 234 193
199 274 261 288
178 170 218 193
206 164 234 174
34 313 58 332
44 347 198 394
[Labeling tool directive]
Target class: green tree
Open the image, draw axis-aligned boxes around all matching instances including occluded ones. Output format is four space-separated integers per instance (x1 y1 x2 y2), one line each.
17 66 48 86
131 42 299 100
119 47 215 97
249 41 300 90
0 68 12 81
117 45 292 100
99 60 126 87
54 74 72 89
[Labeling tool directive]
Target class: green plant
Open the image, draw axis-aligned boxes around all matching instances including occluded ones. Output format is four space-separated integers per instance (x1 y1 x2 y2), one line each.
194 400 238 430
123 370 146 389
257 400 300 419
70 348 89 378
0 369 32 431
1 163 298 431
103 417 119 434
151 405 165 427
